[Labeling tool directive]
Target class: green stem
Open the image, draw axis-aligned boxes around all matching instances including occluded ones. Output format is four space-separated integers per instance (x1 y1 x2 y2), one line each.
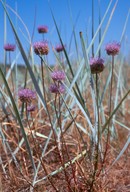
9 52 14 93
107 56 114 146
109 56 114 124
92 0 94 57
102 55 114 167
89 73 100 191
54 94 59 120
98 0 101 57
4 52 7 76
96 73 100 162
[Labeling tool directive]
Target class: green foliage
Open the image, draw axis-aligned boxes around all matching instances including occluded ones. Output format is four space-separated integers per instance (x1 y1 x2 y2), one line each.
0 0 129 191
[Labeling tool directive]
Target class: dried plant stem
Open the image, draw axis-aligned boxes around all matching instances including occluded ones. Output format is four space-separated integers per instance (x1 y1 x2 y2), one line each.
58 96 73 191
25 103 58 192
54 94 59 120
56 92 75 191
25 103 35 168
0 172 2 192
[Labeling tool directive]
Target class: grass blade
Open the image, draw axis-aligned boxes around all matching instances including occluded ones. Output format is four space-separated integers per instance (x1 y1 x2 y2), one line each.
0 66 36 173
1 1 46 111
102 88 130 132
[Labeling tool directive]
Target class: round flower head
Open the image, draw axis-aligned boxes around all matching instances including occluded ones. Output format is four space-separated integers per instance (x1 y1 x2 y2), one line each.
4 43 16 52
105 42 120 56
37 25 48 33
49 84 65 94
90 57 105 74
55 44 65 53
27 105 36 112
51 70 65 81
18 88 36 103
33 41 49 55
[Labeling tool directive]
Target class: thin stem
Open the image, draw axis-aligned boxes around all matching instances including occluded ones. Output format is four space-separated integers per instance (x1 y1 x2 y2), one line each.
4 52 7 76
107 55 114 146
92 0 94 57
89 73 100 191
25 104 58 191
40 159 59 192
40 57 73 191
102 55 114 168
40 56 59 142
109 55 114 126
20 68 28 119
57 92 74 191
9 52 14 93
40 58 45 95
40 57 57 144
25 103 36 173
96 73 100 158
4 1 7 76
54 94 59 120
98 0 101 57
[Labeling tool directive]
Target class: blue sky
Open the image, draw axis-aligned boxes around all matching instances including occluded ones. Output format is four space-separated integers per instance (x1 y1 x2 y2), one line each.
0 0 130 65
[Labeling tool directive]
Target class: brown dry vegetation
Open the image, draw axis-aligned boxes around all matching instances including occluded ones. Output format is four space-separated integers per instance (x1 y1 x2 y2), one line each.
0 65 130 192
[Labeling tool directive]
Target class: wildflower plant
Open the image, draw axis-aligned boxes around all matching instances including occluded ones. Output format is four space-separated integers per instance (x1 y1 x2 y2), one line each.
51 70 66 81
18 88 36 103
55 44 66 69
27 104 36 112
103 41 121 167
4 43 16 52
55 44 65 53
33 41 49 56
105 41 121 56
49 70 66 132
3 43 16 88
89 56 105 189
49 83 65 94
37 25 48 34
0 1 130 192
90 57 105 74
37 25 48 40
18 88 36 126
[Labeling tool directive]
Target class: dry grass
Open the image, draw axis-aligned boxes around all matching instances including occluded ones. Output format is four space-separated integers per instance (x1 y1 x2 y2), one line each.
0 94 130 191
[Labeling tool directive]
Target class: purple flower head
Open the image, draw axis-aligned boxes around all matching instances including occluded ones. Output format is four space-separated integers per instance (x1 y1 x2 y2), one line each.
4 43 16 52
55 44 65 53
51 70 65 81
105 41 121 56
90 57 105 74
37 25 48 33
27 105 36 112
33 41 49 55
49 84 65 94
18 88 36 103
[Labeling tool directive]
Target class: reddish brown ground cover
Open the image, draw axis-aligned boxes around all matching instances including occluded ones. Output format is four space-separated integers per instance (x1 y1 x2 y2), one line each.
0 66 130 191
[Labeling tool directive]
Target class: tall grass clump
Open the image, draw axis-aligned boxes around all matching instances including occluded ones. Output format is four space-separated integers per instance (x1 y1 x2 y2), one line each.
0 0 130 191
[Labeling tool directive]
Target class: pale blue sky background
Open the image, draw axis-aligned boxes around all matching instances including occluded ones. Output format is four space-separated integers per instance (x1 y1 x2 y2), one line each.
0 0 130 65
